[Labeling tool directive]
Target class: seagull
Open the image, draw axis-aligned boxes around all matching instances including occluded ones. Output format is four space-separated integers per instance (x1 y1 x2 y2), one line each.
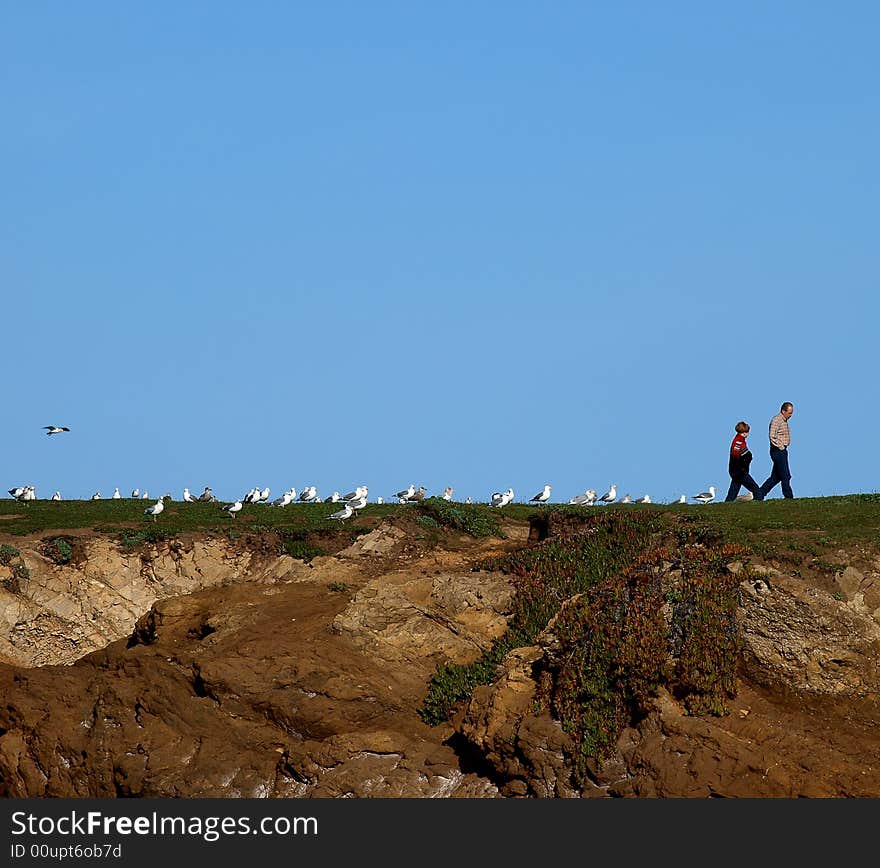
619 494 632 504
198 486 215 502
376 496 384 504
92 491 102 500
347 495 368 511
342 486 368 503
692 486 716 505
141 491 149 500
9 486 36 504
407 486 427 502
329 492 341 503
182 487 197 503
465 496 473 504
530 484 552 505
395 484 415 501
51 491 62 501
131 488 140 498
223 500 243 518
670 495 686 505
328 503 354 523
490 488 514 508
441 487 454 501
598 484 617 504
144 495 170 522
569 490 597 506
635 495 651 504
271 489 294 507
298 486 318 503
112 488 121 499
43 426 70 436
8 486 27 500
257 486 270 503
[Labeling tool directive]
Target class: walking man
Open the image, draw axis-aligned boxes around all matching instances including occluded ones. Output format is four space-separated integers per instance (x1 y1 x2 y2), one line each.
758 402 794 499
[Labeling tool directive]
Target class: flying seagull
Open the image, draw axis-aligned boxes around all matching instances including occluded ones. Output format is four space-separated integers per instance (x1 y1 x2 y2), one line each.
530 484 552 505
692 486 716 505
43 426 70 436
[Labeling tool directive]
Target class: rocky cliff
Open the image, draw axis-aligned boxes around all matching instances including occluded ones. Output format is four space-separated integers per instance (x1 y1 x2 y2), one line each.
2 510 880 798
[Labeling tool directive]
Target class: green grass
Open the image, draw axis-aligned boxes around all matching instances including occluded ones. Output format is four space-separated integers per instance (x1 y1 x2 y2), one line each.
0 499 397 537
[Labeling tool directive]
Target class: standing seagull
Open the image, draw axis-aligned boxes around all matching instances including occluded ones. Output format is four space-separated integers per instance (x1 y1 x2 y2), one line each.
144 495 170 522
692 486 716 505
530 484 552 505
490 488 514 508
52 491 62 501
441 487 454 501
112 488 121 499
407 486 427 502
569 489 597 506
328 503 354 523
43 426 70 436
598 484 617 504
198 487 216 503
223 500 243 518
395 484 415 502
131 488 139 499
183 487 197 503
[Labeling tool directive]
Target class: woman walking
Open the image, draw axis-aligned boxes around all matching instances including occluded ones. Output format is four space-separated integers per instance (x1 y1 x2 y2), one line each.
725 421 763 502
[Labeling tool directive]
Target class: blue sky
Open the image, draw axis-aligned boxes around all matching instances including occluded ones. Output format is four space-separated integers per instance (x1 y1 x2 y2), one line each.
3 3 876 503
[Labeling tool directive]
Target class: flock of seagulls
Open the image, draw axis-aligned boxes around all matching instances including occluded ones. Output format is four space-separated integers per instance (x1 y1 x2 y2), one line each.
14 422 722 518
6 480 721 512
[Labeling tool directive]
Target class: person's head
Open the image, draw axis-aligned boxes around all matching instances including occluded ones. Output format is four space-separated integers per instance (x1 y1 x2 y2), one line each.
781 402 794 419
735 421 750 435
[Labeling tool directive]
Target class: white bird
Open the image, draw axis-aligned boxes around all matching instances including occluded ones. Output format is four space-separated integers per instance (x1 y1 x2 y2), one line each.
8 486 27 500
347 495 368 511
197 486 215 502
144 495 169 522
692 486 716 505
598 484 617 504
298 486 318 503
52 491 62 501
530 484 552 505
342 486 368 503
329 492 341 503
43 426 70 436
328 503 354 523
407 486 427 502
670 495 686 505
183 487 197 503
441 487 454 501
395 484 415 501
271 489 294 507
490 488 514 508
569 489 597 506
223 500 243 518
376 496 384 504
131 488 139 498
258 486 270 503
619 494 632 504
465 496 473 504
92 491 102 500
635 495 652 504
112 488 121 499
23 486 35 501
141 491 149 500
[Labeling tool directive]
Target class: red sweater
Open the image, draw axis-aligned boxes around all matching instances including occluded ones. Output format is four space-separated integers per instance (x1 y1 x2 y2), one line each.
730 434 750 457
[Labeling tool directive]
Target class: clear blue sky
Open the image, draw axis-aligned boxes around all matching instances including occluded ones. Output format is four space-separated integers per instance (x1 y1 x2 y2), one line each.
3 3 876 503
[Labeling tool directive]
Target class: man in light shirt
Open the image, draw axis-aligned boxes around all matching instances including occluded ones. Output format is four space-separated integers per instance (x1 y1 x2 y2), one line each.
758 402 794 499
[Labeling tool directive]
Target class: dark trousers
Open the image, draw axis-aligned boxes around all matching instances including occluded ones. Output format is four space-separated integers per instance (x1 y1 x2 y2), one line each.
725 471 762 502
759 446 793 499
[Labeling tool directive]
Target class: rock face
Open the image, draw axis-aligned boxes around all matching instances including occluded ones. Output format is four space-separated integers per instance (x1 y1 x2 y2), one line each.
0 524 516 797
0 536 312 667
3 517 880 799
455 561 880 798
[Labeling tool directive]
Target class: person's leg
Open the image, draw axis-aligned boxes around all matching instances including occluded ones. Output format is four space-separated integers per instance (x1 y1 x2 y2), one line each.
725 477 741 502
758 460 780 498
742 472 762 499
777 450 793 498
